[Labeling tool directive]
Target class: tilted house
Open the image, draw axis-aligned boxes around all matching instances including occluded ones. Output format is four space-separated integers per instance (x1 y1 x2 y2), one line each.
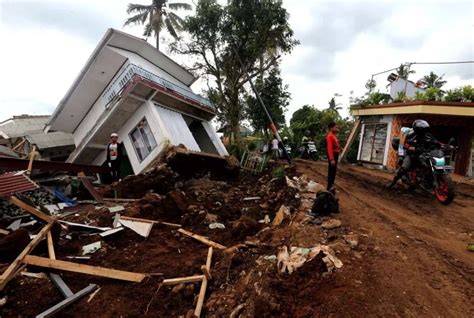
46 29 228 175
352 101 474 177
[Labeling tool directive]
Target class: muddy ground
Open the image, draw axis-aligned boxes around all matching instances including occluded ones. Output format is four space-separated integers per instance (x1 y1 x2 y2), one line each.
1 158 473 317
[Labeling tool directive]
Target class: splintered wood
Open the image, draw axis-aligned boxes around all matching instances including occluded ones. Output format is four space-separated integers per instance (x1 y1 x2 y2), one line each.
195 247 213 318
0 221 55 291
178 229 226 250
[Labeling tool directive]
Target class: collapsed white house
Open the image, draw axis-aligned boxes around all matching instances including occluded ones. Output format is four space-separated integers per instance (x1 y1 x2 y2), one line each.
46 29 227 175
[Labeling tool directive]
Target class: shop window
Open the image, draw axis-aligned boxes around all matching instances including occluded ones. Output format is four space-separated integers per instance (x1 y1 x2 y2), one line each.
129 117 157 162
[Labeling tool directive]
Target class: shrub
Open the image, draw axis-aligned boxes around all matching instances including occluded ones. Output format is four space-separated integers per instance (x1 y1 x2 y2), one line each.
462 85 474 101
444 88 463 102
424 87 443 101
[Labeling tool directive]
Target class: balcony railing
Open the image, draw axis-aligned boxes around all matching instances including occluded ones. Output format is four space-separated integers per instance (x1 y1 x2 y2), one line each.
102 63 215 111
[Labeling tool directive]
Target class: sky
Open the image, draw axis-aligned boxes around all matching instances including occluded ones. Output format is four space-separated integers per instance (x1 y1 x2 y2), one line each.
0 0 472 123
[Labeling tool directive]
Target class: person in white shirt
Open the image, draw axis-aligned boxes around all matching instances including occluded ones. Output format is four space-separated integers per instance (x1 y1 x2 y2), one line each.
271 136 279 159
106 133 123 182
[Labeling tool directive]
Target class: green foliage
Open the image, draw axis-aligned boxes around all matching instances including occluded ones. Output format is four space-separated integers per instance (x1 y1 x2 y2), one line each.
365 79 377 92
395 64 415 79
326 94 342 115
174 0 298 146
124 0 191 49
462 85 474 100
393 91 411 103
351 91 391 108
421 72 447 89
246 67 290 134
289 105 354 155
413 87 443 101
271 166 285 181
444 88 464 102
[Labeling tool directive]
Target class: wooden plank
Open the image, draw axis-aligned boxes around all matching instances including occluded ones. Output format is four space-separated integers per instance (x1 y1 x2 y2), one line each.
23 255 147 283
8 196 53 223
26 145 36 176
36 284 98 318
0 229 9 235
47 231 56 260
178 229 226 250
339 118 362 162
103 198 139 203
161 275 204 286
0 221 55 291
195 247 213 318
78 172 104 204
120 215 181 228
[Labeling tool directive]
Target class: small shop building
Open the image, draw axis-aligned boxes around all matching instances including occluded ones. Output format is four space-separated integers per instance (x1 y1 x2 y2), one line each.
351 101 474 177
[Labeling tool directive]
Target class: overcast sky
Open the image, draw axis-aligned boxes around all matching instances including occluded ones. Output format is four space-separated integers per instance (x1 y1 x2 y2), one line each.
0 0 472 123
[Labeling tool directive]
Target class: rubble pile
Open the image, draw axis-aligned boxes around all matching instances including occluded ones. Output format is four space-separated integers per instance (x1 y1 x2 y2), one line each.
0 147 361 317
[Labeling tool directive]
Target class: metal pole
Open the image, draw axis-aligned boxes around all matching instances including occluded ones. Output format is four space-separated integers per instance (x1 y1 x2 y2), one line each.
232 46 291 164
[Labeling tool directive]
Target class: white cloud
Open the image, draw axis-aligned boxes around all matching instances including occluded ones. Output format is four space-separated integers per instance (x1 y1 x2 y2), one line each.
0 0 472 123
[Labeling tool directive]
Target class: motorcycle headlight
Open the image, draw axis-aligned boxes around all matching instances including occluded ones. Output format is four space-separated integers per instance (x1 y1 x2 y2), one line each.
433 157 445 166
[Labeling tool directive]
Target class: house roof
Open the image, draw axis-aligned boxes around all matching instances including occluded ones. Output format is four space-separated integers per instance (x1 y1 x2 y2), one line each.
47 28 197 133
0 115 50 139
352 101 474 117
26 131 74 150
217 125 253 134
0 171 39 197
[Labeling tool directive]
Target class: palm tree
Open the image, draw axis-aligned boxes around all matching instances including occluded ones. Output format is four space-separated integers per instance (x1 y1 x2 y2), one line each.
395 64 415 79
421 72 447 88
124 0 192 50
327 96 342 115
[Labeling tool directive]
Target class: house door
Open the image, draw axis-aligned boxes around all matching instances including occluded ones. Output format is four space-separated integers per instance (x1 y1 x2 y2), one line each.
360 124 388 164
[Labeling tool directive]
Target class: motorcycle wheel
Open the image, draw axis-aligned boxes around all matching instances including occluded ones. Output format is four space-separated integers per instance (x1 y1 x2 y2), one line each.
434 174 455 205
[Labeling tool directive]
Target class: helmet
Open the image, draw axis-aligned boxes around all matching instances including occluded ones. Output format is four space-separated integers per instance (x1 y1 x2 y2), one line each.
412 120 429 136
283 136 289 141
305 130 311 136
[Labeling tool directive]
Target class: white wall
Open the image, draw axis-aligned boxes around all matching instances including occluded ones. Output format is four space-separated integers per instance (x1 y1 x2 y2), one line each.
108 46 190 90
390 78 425 99
201 121 228 156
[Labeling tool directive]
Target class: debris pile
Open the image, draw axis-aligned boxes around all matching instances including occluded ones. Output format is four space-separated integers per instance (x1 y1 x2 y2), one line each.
0 147 360 317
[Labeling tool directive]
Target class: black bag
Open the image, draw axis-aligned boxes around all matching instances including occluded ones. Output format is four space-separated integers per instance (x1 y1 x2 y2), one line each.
311 190 339 216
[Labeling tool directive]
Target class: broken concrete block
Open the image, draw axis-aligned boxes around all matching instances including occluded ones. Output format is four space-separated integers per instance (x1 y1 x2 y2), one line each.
321 219 342 230
119 217 153 238
108 206 125 213
82 241 102 255
7 219 21 231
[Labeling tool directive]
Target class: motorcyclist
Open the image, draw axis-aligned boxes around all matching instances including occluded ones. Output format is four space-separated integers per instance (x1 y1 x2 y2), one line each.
387 119 441 188
302 130 311 144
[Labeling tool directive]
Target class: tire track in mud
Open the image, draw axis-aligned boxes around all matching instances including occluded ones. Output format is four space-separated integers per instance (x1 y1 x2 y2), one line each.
295 159 474 317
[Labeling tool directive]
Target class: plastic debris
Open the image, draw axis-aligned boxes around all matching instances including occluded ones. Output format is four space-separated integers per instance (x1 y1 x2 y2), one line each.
209 222 226 229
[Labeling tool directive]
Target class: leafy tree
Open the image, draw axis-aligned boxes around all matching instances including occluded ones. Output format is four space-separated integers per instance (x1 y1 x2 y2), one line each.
124 0 192 50
421 71 447 88
395 63 415 79
246 67 290 138
173 0 298 145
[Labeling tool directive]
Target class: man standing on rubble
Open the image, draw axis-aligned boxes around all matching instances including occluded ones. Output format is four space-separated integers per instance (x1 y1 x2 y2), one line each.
106 133 123 182
326 122 340 190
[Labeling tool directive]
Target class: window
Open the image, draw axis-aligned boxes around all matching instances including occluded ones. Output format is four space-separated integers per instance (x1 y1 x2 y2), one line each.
129 117 157 162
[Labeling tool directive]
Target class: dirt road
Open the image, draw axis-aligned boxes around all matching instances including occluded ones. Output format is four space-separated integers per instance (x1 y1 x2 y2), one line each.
295 159 473 317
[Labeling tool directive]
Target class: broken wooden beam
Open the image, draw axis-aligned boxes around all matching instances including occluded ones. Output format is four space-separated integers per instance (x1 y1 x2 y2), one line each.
23 255 147 283
0 221 55 291
78 172 105 203
161 275 204 286
26 145 36 176
195 247 213 318
47 231 56 260
0 229 9 235
178 229 226 250
120 215 181 228
8 196 53 223
339 118 361 163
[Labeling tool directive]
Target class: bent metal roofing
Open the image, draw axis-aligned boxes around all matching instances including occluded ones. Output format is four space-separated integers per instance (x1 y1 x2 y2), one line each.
0 171 39 197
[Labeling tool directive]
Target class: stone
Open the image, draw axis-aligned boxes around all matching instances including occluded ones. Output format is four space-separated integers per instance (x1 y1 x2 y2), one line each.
329 242 351 253
321 219 342 230
205 213 218 223
345 234 359 249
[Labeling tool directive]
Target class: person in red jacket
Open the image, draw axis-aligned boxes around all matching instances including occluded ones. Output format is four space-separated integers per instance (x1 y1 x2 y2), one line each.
326 122 341 190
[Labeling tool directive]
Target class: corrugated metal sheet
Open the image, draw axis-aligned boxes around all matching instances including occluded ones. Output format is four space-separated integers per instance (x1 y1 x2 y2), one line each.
0 171 39 197
156 106 201 152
